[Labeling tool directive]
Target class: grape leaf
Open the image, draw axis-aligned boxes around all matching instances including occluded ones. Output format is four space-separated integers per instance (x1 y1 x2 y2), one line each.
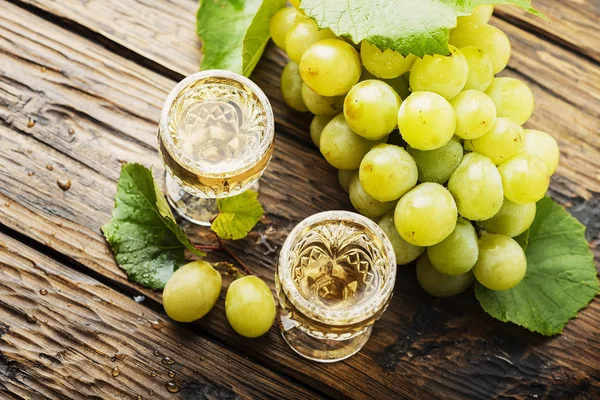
301 0 545 56
211 190 264 240
475 197 599 335
197 0 286 76
102 164 205 290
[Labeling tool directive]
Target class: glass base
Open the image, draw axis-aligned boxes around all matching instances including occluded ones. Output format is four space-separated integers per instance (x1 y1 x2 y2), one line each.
165 173 219 226
278 312 372 363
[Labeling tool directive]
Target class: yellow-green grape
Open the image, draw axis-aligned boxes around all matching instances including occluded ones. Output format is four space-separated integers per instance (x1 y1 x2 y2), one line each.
225 276 276 338
485 77 534 125
394 183 457 246
451 90 497 140
269 7 300 50
473 234 527 291
448 152 504 221
378 211 424 265
163 261 222 323
427 219 479 276
359 144 418 202
457 5 494 25
360 41 417 79
344 80 401 140
320 113 385 169
301 83 344 116
498 155 550 204
300 39 362 96
465 118 524 165
338 169 356 193
416 254 474 297
289 0 301 8
309 114 333 147
281 61 309 112
460 46 494 92
349 173 396 218
409 45 468 100
480 198 536 237
285 18 336 63
406 138 463 184
521 129 560 174
450 22 511 74
397 91 456 150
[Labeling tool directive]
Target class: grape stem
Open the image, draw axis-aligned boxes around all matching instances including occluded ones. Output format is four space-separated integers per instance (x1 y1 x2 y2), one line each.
195 234 253 275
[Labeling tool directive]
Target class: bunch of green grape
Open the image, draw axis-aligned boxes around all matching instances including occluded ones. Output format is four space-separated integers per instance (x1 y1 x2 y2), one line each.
271 4 560 296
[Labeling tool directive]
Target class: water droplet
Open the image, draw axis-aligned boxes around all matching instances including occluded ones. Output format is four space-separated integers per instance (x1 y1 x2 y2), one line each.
67 303 72 308
4 202 10 207
41 66 47 72
27 171 35 177
150 371 157 377
57 178 72 191
27 118 36 128
137 396 143 400
68 128 75 135
110 355 117 362
149 390 154 395
153 350 161 357
168 371 175 378
165 381 179 393
111 366 120 377
39 289 48 296
46 164 54 171
161 356 175 366
26 314 37 323
150 320 163 330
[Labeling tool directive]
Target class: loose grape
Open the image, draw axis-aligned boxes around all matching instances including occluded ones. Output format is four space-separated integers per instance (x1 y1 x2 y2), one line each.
302 83 344 116
378 211 424 265
338 169 356 193
465 117 524 165
269 7 300 50
349 173 396 218
285 18 336 63
409 45 468 100
460 46 494 92
451 90 497 140
163 261 222 323
480 198 536 237
427 219 479 276
473 234 527 291
450 22 511 74
498 154 550 204
485 77 534 125
397 91 456 150
448 152 504 221
457 5 494 24
394 183 457 246
406 138 463 184
359 144 418 202
225 276 276 338
360 41 417 79
521 129 560 174
320 113 385 170
416 254 474 297
309 114 333 147
281 61 309 112
300 39 362 96
344 80 401 140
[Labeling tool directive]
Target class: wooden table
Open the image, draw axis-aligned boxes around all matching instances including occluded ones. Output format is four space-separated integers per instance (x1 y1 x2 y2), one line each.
0 1 598 398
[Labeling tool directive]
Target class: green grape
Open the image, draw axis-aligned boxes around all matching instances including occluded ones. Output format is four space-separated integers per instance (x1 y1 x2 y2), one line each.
448 152 504 221
485 77 534 125
397 91 456 150
460 46 494 92
360 41 416 79
285 18 336 63
409 45 468 100
301 83 344 116
394 182 457 246
465 117 524 165
225 275 276 338
521 129 560 174
281 61 309 112
359 144 418 202
319 113 385 169
378 211 424 265
300 39 362 97
427 219 479 276
450 22 511 74
349 173 396 218
309 114 333 147
344 80 401 140
416 254 474 297
457 5 494 24
498 154 550 204
451 90 497 140
473 233 527 291
480 198 536 237
163 261 222 323
338 169 356 193
269 7 300 50
406 138 463 184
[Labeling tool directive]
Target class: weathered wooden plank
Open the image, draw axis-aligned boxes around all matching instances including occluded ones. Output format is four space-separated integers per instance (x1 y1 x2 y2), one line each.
0 232 324 400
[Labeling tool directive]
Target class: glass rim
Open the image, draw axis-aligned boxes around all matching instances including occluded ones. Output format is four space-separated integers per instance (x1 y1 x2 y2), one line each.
159 69 275 176
278 210 397 325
